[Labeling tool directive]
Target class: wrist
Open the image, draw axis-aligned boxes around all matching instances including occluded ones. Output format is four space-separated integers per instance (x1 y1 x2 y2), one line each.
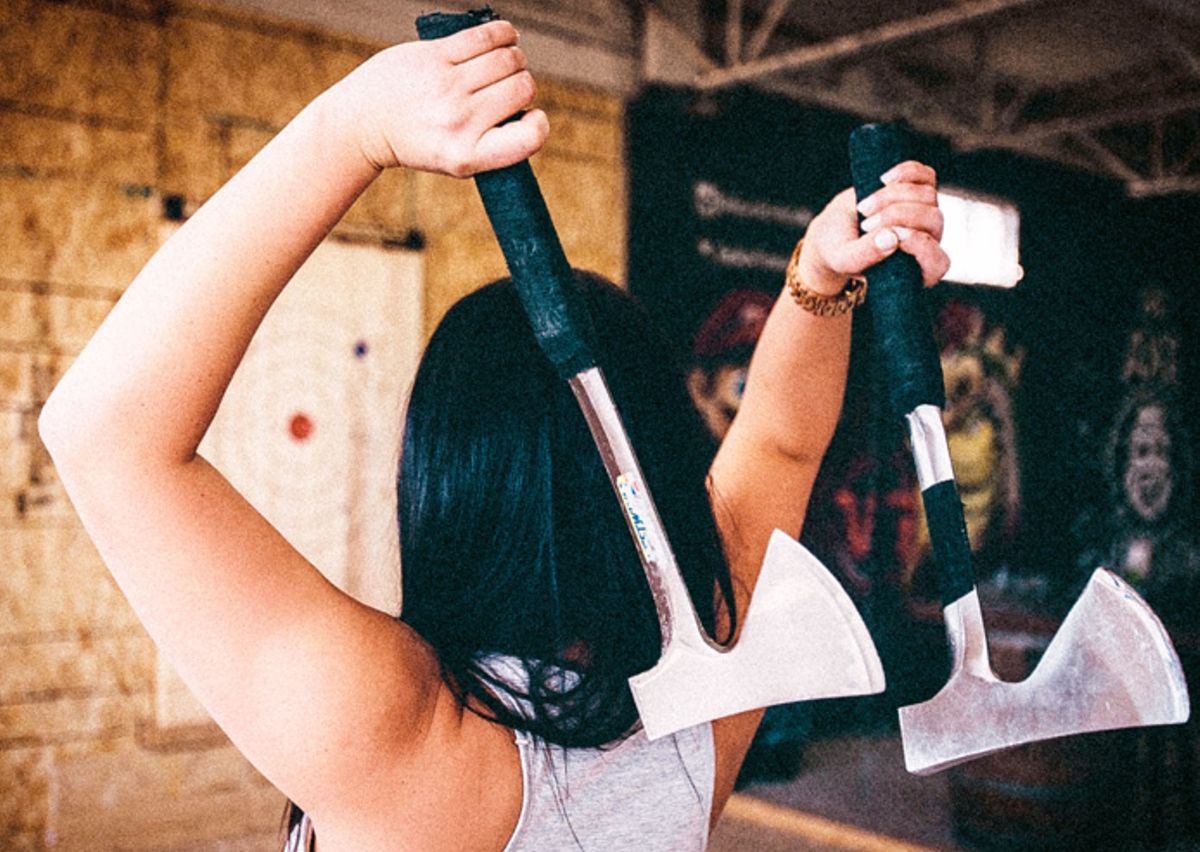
307 82 385 184
786 238 867 317
795 239 848 296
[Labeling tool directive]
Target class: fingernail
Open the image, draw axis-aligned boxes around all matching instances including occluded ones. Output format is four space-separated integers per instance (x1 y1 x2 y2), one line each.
881 166 902 184
893 226 913 240
856 195 878 216
874 228 898 250
861 214 881 232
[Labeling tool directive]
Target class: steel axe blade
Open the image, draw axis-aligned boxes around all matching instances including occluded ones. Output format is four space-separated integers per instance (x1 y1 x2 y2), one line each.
570 371 885 741
899 569 1190 774
630 528 886 741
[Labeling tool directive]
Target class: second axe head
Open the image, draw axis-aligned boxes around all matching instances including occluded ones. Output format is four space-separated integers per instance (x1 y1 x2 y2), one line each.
899 565 1188 774
848 122 1190 775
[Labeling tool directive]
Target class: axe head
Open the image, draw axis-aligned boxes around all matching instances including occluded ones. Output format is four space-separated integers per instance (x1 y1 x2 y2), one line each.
631 529 885 741
900 568 1190 775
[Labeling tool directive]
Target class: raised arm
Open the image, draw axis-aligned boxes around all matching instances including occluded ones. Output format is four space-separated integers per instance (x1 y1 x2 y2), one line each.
706 162 948 812
711 162 949 605
37 21 546 816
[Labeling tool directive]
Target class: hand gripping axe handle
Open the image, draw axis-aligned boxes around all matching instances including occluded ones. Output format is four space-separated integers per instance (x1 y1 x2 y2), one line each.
416 8 885 740
849 123 1189 775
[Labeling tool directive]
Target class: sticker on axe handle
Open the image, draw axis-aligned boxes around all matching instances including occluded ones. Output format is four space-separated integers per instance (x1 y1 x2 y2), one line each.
617 473 659 564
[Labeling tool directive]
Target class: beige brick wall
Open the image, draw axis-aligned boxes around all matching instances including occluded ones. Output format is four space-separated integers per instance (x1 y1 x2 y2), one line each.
0 1 627 848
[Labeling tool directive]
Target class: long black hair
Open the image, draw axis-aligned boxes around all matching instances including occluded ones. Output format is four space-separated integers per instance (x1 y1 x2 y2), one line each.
284 272 737 847
399 271 736 747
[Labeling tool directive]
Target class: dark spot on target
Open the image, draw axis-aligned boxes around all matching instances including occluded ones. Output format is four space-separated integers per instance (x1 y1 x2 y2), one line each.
289 413 314 442
354 340 369 359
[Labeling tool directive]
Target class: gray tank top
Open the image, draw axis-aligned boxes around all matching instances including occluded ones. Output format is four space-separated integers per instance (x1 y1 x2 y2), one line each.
502 722 715 851
489 655 715 852
283 656 715 851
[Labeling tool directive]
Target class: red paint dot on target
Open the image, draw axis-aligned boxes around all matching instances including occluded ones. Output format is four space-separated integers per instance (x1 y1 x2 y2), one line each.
288 413 314 442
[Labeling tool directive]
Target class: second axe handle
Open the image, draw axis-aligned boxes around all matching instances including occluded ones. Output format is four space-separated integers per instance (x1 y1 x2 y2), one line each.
848 123 976 609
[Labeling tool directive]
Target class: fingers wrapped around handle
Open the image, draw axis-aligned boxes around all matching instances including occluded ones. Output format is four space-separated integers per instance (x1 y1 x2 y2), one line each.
416 10 597 380
848 124 944 422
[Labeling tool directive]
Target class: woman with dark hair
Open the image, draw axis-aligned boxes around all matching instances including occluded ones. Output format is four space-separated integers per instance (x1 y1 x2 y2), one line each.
398 271 735 750
38 19 947 851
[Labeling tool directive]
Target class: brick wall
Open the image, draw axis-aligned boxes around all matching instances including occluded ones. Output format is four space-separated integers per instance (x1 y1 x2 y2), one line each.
0 1 627 848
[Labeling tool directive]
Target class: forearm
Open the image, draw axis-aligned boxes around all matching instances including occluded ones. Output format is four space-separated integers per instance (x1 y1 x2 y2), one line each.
707 287 851 622
734 290 852 466
41 88 379 467
709 167 945 623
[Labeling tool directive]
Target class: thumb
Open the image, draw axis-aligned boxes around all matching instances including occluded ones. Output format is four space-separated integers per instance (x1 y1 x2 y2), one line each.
826 227 899 277
471 109 549 173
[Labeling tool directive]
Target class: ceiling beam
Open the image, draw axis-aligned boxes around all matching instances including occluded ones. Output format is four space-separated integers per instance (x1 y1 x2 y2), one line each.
1164 32 1200 79
755 72 1167 194
743 0 794 61
972 29 999 132
1072 133 1144 182
1128 175 1200 197
1150 118 1166 178
725 0 744 64
696 0 1046 90
872 58 966 130
1169 128 1200 176
996 84 1034 133
959 91 1200 147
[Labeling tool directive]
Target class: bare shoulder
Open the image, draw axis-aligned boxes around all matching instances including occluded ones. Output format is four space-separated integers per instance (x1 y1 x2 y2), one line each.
311 682 525 852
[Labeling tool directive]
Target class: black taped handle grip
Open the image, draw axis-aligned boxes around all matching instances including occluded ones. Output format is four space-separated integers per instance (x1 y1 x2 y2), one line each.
850 124 975 607
416 9 597 380
924 480 976 608
415 7 499 39
848 124 944 422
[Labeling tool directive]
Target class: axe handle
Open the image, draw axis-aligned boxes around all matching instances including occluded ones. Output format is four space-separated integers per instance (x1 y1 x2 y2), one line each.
416 8 597 381
415 9 714 652
847 124 944 419
848 124 975 609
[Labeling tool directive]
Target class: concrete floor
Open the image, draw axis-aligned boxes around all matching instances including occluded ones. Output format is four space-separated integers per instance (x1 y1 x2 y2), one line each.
710 735 964 851
708 729 1200 851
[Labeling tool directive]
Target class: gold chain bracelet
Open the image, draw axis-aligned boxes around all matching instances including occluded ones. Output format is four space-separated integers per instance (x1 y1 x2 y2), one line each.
785 238 867 317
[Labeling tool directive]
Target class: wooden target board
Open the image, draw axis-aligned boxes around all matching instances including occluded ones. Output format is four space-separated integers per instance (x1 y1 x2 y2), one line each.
156 226 423 730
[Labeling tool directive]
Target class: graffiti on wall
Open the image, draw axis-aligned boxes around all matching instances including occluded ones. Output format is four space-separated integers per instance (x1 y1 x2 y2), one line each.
685 288 774 442
908 300 1024 594
816 299 1025 604
1073 288 1198 623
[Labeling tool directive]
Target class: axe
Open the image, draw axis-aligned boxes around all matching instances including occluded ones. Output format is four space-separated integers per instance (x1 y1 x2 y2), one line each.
416 8 885 741
848 123 1190 775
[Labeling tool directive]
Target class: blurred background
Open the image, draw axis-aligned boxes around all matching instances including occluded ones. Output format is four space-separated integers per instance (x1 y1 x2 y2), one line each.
3 0 1198 849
